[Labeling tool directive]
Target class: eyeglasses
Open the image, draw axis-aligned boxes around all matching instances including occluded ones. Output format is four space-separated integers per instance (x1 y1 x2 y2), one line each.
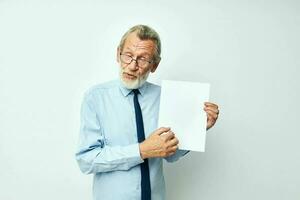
120 53 153 68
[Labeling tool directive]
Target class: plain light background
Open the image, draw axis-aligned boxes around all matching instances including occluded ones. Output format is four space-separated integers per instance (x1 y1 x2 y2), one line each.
0 1 299 200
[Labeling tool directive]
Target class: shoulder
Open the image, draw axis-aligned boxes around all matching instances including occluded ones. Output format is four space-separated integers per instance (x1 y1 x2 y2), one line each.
146 81 161 92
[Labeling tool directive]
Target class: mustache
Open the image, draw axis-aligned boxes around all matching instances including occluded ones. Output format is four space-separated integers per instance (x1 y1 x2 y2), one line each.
121 69 139 77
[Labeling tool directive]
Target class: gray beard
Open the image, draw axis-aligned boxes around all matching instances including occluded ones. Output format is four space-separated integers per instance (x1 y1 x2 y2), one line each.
119 68 150 89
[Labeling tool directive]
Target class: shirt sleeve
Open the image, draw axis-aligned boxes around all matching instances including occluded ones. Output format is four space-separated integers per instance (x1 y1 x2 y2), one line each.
75 92 144 174
163 149 190 163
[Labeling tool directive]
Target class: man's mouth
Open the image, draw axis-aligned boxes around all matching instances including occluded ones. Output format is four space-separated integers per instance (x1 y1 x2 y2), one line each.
123 72 137 79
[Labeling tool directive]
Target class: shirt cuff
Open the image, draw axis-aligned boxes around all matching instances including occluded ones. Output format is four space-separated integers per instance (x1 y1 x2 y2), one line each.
127 143 144 163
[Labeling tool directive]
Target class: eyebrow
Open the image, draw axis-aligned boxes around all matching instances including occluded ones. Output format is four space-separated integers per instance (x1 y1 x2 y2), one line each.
123 49 151 58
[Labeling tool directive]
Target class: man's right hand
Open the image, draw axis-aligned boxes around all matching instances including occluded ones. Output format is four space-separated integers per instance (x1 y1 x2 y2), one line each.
139 127 179 159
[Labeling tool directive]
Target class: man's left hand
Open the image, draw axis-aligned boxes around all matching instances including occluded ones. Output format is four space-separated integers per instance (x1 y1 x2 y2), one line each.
204 102 219 130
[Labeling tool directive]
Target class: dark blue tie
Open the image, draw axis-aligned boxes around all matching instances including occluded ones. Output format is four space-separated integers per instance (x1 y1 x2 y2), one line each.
133 89 151 200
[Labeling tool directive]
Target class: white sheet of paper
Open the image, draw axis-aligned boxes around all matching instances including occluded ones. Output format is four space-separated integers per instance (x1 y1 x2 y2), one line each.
158 80 210 152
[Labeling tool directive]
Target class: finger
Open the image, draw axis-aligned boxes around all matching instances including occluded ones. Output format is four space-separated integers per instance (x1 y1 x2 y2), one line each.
204 102 218 109
207 115 216 124
206 111 218 121
204 102 218 107
167 137 179 147
206 110 218 120
204 106 219 114
156 127 171 135
168 145 178 153
204 106 219 112
206 113 216 126
162 131 175 141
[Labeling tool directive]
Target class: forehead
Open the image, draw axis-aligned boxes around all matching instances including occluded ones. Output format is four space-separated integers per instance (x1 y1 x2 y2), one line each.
123 32 156 55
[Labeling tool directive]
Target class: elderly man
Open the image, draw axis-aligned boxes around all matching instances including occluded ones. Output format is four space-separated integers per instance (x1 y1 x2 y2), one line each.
75 25 219 200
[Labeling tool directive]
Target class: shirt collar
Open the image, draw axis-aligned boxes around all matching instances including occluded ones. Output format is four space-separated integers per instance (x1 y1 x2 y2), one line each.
118 79 148 97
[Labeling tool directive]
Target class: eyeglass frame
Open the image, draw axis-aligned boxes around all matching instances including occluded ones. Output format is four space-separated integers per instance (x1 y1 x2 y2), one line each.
119 53 154 68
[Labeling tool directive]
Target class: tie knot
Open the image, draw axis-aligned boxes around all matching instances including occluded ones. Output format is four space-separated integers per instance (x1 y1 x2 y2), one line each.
132 89 140 95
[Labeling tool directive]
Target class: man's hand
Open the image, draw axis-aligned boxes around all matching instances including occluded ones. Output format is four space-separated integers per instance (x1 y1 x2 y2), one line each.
204 102 219 130
139 127 179 159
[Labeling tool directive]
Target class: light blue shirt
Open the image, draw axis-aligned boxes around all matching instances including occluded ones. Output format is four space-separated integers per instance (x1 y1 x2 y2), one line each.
75 79 189 200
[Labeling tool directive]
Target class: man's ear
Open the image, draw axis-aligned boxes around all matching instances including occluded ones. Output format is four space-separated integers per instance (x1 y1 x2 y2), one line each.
150 58 160 73
116 47 120 63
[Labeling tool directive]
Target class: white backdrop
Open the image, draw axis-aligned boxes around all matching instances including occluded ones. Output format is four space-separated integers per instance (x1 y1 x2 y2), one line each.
1 1 299 200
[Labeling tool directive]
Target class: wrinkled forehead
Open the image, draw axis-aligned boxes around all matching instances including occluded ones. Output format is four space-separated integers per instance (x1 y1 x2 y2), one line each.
123 33 156 55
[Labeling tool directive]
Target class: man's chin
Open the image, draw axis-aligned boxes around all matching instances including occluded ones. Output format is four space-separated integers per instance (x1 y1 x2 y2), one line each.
120 78 140 89
119 69 150 89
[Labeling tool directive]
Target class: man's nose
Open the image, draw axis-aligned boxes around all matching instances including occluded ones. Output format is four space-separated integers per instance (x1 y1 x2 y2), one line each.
127 59 139 71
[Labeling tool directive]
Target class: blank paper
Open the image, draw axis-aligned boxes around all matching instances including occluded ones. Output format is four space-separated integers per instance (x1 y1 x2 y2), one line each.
158 80 210 152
